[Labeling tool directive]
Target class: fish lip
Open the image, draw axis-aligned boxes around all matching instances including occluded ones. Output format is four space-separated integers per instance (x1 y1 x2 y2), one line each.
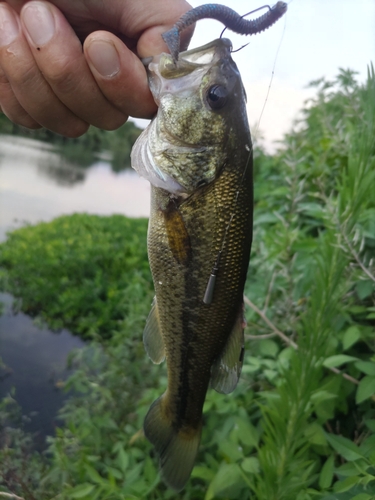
179 37 233 63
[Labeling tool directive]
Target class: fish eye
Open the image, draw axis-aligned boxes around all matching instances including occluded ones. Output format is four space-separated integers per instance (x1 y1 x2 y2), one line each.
206 85 228 110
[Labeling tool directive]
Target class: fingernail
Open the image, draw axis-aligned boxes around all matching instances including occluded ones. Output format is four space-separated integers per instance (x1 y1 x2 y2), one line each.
87 40 120 78
22 2 55 47
0 6 20 46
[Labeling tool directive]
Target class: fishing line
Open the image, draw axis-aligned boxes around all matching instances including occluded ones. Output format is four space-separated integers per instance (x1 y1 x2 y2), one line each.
203 4 288 304
253 8 287 141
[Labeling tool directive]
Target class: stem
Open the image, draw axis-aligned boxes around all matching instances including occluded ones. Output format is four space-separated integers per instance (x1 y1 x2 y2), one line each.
244 295 297 349
244 295 359 385
262 269 276 314
245 333 277 340
342 230 375 282
0 493 25 500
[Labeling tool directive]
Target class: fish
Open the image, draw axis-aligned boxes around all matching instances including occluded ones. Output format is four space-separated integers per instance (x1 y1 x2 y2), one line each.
131 37 253 491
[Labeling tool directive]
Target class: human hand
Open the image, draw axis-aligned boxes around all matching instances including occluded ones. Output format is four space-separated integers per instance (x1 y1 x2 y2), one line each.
0 0 192 136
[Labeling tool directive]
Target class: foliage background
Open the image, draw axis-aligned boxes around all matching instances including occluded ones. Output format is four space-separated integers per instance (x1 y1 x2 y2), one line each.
0 66 374 499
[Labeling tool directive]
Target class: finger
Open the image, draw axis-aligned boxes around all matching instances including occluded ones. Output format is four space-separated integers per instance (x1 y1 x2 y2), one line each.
0 65 41 128
135 1 194 58
84 31 157 119
0 3 40 128
20 1 128 130
0 2 88 136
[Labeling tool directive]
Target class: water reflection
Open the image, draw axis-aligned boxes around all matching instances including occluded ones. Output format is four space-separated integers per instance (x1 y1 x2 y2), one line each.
0 134 150 242
0 293 85 446
37 159 86 186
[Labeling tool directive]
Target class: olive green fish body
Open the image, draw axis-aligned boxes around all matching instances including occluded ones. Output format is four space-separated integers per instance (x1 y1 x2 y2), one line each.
131 38 253 490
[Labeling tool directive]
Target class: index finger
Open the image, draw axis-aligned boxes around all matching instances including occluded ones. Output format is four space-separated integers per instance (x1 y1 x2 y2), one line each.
84 32 157 119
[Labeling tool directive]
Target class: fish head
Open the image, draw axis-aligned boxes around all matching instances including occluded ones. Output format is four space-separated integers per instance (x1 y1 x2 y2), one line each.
131 38 250 196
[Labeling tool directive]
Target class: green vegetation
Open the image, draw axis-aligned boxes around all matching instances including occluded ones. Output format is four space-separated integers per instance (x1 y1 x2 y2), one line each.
0 214 151 339
0 66 374 499
0 114 141 170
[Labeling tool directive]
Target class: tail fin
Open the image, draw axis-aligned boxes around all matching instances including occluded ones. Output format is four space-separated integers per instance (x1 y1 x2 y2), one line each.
144 395 202 491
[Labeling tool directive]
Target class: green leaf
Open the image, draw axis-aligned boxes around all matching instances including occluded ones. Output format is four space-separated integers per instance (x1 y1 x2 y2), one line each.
258 339 279 358
323 355 358 368
69 483 95 498
241 457 260 474
311 390 337 405
356 375 375 404
336 462 364 477
325 433 365 461
106 466 122 480
351 494 372 500
205 464 244 500
253 213 279 225
219 439 244 462
355 361 375 376
334 476 361 493
116 447 129 473
85 465 106 485
191 466 215 482
235 417 259 448
304 422 327 446
365 419 375 432
356 280 374 300
319 455 334 489
343 326 361 350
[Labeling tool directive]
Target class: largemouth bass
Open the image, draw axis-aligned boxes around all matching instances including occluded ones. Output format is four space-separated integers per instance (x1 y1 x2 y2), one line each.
131 38 253 491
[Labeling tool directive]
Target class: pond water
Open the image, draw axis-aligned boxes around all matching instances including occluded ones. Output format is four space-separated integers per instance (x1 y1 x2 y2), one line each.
0 134 150 442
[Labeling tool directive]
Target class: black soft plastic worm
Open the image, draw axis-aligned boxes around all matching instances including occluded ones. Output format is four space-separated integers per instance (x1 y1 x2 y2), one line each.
162 1 288 61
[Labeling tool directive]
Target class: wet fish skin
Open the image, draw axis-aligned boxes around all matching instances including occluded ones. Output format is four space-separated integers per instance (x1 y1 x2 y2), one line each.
131 38 253 490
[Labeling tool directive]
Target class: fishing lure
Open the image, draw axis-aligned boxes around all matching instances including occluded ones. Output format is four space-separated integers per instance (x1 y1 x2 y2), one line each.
162 1 288 61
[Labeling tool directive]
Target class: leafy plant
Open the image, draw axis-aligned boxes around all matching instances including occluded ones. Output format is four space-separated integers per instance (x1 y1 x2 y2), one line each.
0 214 152 339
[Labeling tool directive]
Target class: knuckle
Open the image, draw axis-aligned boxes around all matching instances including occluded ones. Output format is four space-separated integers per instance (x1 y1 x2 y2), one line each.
44 56 82 94
8 61 41 89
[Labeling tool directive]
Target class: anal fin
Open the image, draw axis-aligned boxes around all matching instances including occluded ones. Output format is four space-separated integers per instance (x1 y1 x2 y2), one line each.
210 304 245 394
143 297 165 364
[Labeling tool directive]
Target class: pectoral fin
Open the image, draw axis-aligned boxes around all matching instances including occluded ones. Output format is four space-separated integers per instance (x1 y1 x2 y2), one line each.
164 200 191 266
210 305 245 394
143 298 165 364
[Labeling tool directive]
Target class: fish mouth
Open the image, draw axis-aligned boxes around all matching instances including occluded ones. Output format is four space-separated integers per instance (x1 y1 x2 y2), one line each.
179 38 233 65
146 38 234 104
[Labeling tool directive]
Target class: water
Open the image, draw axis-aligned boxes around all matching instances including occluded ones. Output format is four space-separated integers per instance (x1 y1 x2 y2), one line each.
0 134 150 442
0 134 150 241
0 292 85 445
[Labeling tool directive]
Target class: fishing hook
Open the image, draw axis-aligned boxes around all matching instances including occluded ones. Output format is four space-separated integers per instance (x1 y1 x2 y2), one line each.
230 42 250 54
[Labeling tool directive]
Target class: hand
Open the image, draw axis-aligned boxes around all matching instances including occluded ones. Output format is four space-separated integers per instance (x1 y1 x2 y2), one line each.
0 0 192 136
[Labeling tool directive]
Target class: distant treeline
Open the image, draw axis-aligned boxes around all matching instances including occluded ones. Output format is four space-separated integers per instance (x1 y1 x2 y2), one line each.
0 112 143 171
